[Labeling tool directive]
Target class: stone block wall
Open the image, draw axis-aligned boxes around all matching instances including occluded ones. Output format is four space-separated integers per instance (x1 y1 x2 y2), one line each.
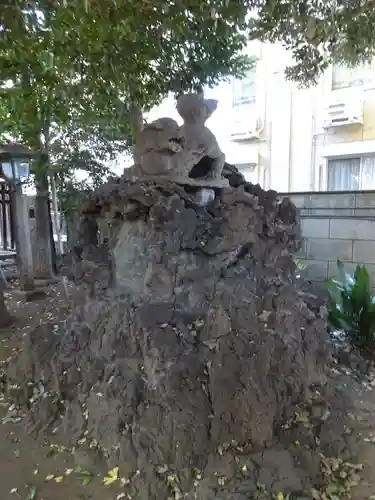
280 191 375 283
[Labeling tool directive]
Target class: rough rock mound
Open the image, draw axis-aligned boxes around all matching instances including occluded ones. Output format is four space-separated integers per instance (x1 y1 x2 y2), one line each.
10 167 353 499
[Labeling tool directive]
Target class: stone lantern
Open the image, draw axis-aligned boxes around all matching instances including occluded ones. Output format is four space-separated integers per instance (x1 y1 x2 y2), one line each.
0 143 38 296
0 143 33 184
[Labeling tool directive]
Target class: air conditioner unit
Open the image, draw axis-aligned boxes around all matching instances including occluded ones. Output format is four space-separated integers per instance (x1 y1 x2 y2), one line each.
230 118 263 142
323 96 364 128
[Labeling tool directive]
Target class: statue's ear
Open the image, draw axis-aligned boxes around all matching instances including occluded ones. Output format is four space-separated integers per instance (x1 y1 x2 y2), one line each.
204 99 218 119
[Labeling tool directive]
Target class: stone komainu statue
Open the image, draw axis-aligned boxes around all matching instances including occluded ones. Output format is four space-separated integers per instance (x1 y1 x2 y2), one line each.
134 93 228 188
134 117 183 177
174 93 226 183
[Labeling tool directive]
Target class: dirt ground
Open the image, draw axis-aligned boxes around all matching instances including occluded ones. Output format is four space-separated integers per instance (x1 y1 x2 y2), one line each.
2 283 375 499
0 284 124 500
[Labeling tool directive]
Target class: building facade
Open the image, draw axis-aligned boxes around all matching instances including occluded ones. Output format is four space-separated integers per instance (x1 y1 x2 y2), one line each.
144 42 375 193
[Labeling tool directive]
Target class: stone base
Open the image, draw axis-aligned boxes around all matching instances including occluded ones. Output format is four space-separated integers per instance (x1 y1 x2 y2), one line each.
170 175 229 189
138 173 230 189
34 277 60 287
12 287 47 302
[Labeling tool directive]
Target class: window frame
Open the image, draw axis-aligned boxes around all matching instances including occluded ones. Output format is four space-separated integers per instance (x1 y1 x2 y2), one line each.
332 61 375 91
326 153 375 191
232 65 257 108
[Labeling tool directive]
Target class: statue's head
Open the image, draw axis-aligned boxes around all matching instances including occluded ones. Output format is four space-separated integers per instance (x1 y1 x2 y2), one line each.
137 117 182 155
145 117 181 136
176 93 218 124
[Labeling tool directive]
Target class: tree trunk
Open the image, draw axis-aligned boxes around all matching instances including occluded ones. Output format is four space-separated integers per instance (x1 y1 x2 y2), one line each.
130 96 144 164
34 174 54 279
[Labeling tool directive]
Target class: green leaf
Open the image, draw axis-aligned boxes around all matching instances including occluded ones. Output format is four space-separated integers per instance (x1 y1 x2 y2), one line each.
327 261 375 350
326 278 343 309
81 475 91 486
27 486 37 500
352 265 371 309
336 259 355 289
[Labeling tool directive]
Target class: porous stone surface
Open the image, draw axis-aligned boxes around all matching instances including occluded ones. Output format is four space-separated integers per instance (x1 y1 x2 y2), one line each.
7 165 363 499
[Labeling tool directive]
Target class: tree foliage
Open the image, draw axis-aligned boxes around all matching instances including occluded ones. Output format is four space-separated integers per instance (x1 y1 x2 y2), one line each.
0 2 131 180
0 2 128 274
57 0 251 104
249 0 375 86
0 0 257 188
0 0 258 261
2 0 375 181
66 0 375 89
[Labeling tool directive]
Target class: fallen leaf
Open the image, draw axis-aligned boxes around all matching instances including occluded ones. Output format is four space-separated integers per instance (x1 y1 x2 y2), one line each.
120 477 130 487
103 467 119 485
311 488 320 499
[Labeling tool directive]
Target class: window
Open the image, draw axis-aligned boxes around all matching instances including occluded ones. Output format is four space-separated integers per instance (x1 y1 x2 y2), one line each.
327 154 375 191
231 66 258 138
332 61 374 90
232 66 257 107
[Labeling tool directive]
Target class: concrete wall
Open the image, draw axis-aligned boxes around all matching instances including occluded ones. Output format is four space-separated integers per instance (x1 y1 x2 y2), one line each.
282 190 375 283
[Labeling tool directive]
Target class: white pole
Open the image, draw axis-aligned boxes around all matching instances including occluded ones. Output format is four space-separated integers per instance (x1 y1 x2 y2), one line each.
49 175 64 255
49 175 69 300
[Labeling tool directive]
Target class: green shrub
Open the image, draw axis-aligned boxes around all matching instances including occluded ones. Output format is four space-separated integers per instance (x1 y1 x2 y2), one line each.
294 259 307 279
326 260 375 350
